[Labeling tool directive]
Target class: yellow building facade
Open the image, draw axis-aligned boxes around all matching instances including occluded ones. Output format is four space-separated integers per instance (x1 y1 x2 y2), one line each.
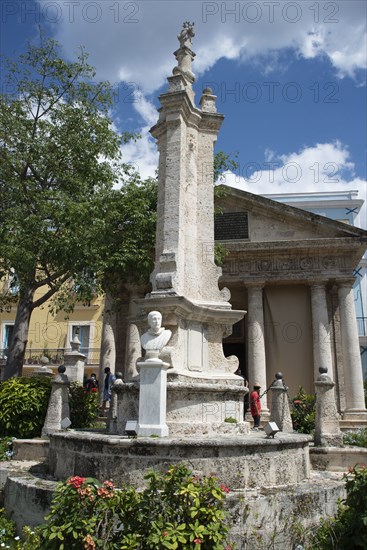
0 285 104 378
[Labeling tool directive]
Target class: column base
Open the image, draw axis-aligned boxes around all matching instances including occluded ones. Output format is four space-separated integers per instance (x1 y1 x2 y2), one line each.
342 409 367 422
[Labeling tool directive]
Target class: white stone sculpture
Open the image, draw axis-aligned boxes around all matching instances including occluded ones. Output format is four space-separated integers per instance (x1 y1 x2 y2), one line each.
140 311 171 361
177 21 195 49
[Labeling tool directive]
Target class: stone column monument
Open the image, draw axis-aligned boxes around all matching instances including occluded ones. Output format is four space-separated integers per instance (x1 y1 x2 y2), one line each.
269 373 293 433
63 334 86 384
121 23 248 436
314 367 343 447
42 365 70 437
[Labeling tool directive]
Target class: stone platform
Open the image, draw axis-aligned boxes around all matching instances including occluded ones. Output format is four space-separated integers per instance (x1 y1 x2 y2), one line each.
113 373 249 437
48 430 311 489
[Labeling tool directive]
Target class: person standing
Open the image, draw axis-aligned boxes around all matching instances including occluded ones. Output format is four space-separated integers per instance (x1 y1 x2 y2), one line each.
250 383 262 430
101 367 116 416
85 373 98 394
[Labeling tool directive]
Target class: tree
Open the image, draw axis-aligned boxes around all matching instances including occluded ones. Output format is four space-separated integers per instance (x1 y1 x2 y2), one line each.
0 35 133 379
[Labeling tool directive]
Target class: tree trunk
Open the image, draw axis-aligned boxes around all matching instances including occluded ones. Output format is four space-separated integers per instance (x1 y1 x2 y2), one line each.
4 286 35 379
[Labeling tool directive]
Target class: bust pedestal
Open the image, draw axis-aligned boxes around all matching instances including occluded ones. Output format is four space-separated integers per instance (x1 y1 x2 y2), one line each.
137 358 169 437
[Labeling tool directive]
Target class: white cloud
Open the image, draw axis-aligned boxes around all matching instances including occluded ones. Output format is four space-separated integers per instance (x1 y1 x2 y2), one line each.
220 141 367 228
119 95 158 180
37 1 366 93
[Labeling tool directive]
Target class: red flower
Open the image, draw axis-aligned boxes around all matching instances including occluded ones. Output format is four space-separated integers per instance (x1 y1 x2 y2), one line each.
103 480 115 490
194 539 202 544
220 483 230 493
67 476 86 489
92 388 97 393
163 531 169 537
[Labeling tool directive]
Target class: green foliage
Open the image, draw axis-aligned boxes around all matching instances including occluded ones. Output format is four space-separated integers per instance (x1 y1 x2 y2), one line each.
0 508 16 547
34 464 234 549
0 33 138 377
311 465 367 549
0 378 100 438
0 436 14 461
0 34 125 295
0 377 51 437
68 382 99 429
291 387 316 434
343 428 367 448
213 150 239 183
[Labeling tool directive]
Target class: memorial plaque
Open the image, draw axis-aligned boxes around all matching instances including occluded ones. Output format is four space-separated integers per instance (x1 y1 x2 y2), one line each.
214 212 249 240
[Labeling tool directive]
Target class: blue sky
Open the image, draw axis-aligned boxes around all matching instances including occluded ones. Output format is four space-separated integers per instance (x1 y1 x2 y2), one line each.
1 0 366 225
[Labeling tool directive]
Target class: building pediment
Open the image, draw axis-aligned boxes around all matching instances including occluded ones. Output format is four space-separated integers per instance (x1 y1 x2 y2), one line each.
216 186 367 242
215 186 367 284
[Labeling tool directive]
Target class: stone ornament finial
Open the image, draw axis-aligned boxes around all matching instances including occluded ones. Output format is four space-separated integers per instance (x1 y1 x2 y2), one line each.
178 21 195 49
171 22 196 89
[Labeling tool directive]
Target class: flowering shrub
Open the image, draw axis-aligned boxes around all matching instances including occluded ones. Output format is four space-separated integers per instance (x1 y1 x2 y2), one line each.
35 464 234 549
291 387 315 434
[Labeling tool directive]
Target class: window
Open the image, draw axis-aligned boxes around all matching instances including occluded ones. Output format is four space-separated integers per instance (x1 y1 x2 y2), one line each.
2 324 14 356
72 325 91 357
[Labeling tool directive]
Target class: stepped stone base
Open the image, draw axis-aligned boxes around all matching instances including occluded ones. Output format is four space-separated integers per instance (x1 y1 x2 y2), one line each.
310 446 367 471
48 430 311 489
1 460 345 549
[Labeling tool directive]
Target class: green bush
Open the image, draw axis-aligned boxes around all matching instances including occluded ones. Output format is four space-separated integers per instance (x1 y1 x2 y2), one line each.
343 428 367 448
35 464 234 549
0 508 40 550
311 465 367 549
0 436 14 461
0 507 16 547
0 377 51 438
69 382 99 429
0 377 99 439
291 387 316 434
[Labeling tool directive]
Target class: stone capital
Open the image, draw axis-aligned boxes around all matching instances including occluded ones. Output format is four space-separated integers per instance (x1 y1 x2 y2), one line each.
309 280 329 289
336 277 356 289
245 281 266 290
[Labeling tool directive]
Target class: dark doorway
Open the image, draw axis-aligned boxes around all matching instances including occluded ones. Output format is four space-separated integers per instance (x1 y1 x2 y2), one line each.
223 342 246 379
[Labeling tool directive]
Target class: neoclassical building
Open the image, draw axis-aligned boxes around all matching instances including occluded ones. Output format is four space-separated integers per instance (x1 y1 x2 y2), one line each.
216 187 367 424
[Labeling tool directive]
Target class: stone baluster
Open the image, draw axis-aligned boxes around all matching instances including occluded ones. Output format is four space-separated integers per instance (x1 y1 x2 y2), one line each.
63 334 86 384
42 365 70 437
269 372 293 432
314 367 343 447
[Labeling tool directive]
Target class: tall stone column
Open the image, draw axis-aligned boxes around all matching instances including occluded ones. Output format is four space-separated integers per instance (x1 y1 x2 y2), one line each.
338 280 367 419
310 282 333 381
99 293 116 401
247 283 268 411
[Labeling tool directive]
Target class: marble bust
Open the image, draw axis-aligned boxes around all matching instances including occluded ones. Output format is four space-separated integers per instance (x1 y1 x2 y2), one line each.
141 311 171 360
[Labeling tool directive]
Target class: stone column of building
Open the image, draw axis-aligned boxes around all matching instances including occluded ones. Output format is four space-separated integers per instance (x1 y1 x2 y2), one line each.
310 282 334 382
247 283 268 412
98 293 116 396
338 281 367 419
